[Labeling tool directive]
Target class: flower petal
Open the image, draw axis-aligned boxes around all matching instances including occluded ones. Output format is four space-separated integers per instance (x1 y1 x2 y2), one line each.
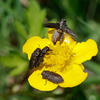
22 36 52 60
63 33 76 45
59 64 88 87
28 67 58 91
72 39 98 64
48 28 55 40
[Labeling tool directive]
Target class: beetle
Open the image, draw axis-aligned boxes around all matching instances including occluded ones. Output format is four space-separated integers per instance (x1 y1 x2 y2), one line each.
29 46 50 69
41 70 64 84
21 47 50 84
35 46 50 67
44 19 77 44
29 48 41 69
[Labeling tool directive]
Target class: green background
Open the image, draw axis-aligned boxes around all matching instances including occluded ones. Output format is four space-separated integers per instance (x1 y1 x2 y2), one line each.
0 0 100 100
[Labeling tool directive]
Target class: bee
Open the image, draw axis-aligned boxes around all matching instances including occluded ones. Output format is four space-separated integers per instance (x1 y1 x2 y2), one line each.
44 19 77 44
41 70 64 84
29 46 50 69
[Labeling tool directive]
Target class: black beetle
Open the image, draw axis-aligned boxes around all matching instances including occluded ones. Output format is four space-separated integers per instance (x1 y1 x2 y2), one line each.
41 70 64 84
29 46 50 69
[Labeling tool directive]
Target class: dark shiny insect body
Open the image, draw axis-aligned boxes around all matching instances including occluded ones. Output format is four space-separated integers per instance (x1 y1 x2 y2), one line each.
22 47 50 84
35 46 50 67
44 19 77 44
41 70 64 84
29 48 41 69
29 46 50 69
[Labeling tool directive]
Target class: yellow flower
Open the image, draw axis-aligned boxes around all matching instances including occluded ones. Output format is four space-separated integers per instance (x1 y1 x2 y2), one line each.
22 30 98 91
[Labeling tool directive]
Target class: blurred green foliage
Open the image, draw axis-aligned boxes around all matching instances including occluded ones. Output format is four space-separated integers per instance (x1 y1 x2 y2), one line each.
0 0 100 100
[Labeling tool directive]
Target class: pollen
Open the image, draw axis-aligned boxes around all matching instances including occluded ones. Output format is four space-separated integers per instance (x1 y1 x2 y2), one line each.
43 42 73 71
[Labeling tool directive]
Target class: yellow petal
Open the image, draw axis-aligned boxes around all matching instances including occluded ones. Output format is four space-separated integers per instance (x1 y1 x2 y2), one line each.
28 67 58 91
59 64 88 87
63 33 76 45
72 39 98 64
22 36 52 60
48 28 56 40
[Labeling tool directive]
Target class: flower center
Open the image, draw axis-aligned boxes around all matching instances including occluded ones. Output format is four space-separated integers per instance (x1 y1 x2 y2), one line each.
43 42 73 71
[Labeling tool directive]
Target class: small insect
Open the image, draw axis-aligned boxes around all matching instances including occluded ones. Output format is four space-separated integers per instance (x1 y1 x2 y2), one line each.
29 48 41 69
35 46 50 67
29 46 50 69
44 19 77 44
41 70 64 84
21 47 50 85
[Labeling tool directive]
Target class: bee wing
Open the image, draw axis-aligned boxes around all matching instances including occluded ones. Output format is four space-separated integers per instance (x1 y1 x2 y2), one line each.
44 23 59 29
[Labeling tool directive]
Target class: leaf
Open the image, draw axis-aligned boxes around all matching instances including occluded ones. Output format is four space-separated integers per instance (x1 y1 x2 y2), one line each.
0 54 28 76
9 63 27 76
83 76 100 85
0 37 13 56
87 21 100 42
62 0 88 17
0 54 27 68
1 16 10 38
14 20 28 40
84 61 100 75
25 0 46 37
